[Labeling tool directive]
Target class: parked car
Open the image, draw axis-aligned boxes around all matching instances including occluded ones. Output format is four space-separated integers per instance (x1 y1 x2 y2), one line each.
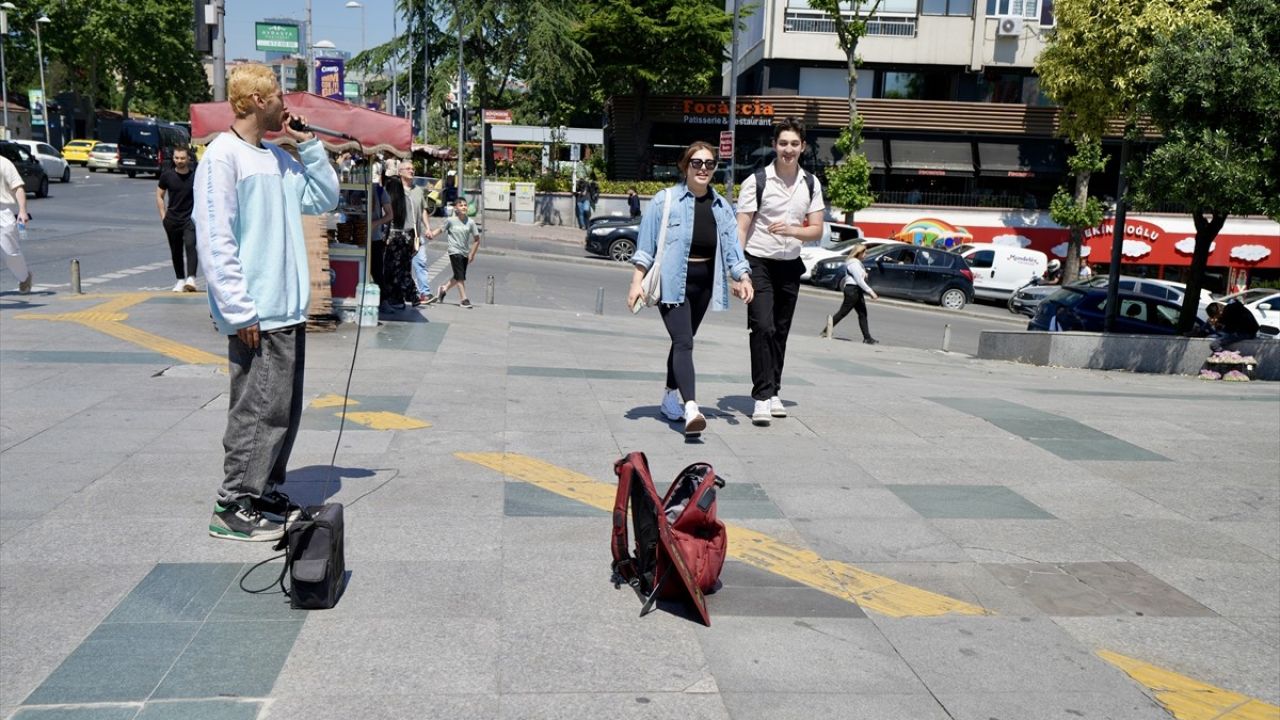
585 215 640 262
0 141 49 198
1028 286 1207 335
800 222 866 281
808 239 904 288
61 139 98 166
845 244 975 309
1215 289 1280 337
117 119 190 177
87 143 120 173
11 139 70 183
955 243 1047 300
1009 274 1215 319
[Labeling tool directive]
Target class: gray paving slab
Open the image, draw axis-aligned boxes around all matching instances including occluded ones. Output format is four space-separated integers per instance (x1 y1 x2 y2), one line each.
498 693 730 720
719 692 950 720
930 691 1171 720
260 693 500 720
931 519 1130 563
796 518 972 563
983 561 1215 617
1135 559 1280 618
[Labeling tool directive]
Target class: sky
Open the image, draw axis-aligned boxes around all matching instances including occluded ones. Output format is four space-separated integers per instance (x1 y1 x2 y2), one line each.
224 0 401 61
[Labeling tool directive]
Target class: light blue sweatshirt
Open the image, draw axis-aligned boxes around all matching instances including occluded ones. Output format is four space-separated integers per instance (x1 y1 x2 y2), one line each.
194 134 339 335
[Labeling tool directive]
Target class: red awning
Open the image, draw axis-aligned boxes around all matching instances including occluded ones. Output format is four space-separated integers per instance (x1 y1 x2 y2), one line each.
189 92 412 157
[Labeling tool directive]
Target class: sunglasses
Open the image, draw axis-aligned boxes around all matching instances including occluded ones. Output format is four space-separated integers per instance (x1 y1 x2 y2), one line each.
688 159 718 171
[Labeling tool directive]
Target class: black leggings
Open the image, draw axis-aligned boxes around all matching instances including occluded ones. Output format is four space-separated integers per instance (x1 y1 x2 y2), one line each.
831 284 872 340
658 261 713 403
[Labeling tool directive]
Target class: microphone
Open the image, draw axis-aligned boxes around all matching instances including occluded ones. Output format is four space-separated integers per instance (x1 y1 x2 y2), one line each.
288 117 356 141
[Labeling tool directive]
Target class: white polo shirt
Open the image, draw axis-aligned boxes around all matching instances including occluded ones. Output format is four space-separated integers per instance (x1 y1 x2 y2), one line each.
737 164 825 260
0 156 25 214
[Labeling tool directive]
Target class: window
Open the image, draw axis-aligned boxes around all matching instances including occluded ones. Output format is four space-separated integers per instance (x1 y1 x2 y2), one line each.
39 143 57 156
883 72 924 99
922 0 974 16
986 0 1038 18
1040 0 1055 25
1138 283 1170 300
966 250 995 269
1153 304 1178 327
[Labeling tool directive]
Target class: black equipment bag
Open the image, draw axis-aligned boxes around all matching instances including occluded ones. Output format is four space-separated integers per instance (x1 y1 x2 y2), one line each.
277 503 346 609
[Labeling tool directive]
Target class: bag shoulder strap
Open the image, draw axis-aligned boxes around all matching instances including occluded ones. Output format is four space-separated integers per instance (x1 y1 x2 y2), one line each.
612 451 660 587
752 168 814 219
655 188 672 258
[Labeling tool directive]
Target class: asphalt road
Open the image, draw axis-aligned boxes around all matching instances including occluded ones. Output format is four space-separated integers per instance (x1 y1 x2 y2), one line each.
14 169 1024 355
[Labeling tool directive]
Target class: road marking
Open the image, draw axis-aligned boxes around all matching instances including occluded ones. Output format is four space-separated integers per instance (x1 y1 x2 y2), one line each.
307 394 430 430
455 452 988 618
1098 650 1280 720
30 261 171 292
16 292 225 366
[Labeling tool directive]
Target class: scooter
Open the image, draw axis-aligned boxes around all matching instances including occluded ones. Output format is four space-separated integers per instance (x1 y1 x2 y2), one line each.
1007 276 1043 315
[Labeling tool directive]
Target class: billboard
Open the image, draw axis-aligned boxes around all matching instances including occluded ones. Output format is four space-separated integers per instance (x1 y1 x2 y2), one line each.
343 82 360 102
314 58 345 102
28 89 44 127
255 22 300 53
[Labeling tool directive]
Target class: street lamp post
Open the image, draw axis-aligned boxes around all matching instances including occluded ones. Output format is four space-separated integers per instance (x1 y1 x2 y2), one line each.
390 9 397 116
345 1 365 56
34 14 50 143
0 2 15 139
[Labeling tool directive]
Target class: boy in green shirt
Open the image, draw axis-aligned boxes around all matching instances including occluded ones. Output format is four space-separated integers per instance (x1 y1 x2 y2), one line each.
425 198 481 308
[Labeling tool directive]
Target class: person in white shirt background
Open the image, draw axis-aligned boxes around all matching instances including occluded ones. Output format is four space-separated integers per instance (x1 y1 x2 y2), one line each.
734 118 826 427
821 243 879 344
0 154 32 294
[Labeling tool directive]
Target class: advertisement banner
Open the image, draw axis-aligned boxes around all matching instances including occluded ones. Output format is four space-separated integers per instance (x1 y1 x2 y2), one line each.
255 23 300 53
28 89 44 127
313 58 345 102
343 82 360 102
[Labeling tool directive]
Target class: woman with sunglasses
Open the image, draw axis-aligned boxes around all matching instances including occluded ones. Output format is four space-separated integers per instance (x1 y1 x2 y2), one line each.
627 142 754 437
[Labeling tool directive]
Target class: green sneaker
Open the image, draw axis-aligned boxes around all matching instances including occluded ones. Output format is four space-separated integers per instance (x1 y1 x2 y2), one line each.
208 498 284 542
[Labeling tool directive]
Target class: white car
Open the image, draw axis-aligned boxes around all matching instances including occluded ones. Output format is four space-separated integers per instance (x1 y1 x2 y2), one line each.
800 222 898 282
955 243 1048 300
87 143 120 173
1215 289 1280 336
11 139 70 183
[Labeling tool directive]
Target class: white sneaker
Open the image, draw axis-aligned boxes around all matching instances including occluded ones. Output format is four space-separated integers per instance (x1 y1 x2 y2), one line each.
770 396 787 418
183 276 197 292
683 401 706 436
752 400 772 426
660 389 684 422
172 279 186 292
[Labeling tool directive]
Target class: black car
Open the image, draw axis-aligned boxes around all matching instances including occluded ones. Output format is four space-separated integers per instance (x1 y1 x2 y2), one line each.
585 215 640 262
826 244 974 310
117 119 190 178
1028 286 1206 335
0 141 49 198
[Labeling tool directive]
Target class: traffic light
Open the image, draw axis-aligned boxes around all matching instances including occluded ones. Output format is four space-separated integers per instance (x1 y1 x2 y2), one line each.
448 108 459 131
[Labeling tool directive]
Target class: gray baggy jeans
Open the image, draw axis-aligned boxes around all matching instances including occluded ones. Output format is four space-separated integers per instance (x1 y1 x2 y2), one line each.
218 324 306 504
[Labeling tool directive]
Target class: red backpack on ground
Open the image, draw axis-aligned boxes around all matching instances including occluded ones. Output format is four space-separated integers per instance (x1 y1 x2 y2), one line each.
611 452 728 626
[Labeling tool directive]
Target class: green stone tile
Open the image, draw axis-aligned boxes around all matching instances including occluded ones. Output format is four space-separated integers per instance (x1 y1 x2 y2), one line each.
104 564 242 624
928 397 1045 420
507 366 813 387
1031 438 1168 462
715 482 784 519
207 565 308 621
11 708 138 720
810 356 906 378
24 623 198 704
885 485 1055 520
984 418 1111 441
504 482 601 517
1 350 168 365
1026 388 1279 402
136 700 263 720
150 620 304 700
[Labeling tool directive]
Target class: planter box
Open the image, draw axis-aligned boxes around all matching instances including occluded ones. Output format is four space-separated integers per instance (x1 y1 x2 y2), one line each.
977 331 1279 380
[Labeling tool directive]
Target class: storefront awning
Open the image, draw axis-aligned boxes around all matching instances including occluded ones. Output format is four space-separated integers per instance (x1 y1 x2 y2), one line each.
977 141 1065 178
859 139 886 174
889 139 974 176
189 92 412 157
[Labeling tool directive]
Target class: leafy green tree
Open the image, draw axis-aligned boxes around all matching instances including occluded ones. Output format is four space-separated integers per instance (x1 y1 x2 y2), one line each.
1131 1 1279 332
808 0 882 221
295 59 308 93
1035 0 1218 284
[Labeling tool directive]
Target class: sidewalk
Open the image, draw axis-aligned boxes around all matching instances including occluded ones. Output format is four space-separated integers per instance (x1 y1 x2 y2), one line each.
1 289 1277 719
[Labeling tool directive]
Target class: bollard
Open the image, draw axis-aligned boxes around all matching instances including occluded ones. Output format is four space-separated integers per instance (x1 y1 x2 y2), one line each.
942 323 952 352
71 259 82 294
485 275 495 305
595 287 605 315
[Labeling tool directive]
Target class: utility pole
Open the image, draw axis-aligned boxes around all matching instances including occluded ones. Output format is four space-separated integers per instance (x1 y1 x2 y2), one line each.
212 0 226 101
391 10 398 115
726 0 740 202
305 0 313 93
421 0 430 139
456 13 464 191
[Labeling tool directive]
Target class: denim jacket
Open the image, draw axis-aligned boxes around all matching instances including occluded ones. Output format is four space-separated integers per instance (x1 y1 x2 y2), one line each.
631 184 751 310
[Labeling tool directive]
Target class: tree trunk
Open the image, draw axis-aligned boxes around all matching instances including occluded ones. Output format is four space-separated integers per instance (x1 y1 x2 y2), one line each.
1179 210 1226 333
122 77 132 120
86 55 98 138
1063 167 1092 283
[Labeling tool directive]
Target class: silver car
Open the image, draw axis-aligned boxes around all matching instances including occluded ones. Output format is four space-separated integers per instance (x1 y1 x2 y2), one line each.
87 143 119 173
1010 275 1214 319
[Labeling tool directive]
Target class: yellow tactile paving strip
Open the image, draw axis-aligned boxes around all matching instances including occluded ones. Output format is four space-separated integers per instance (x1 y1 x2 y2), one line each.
1098 651 1280 720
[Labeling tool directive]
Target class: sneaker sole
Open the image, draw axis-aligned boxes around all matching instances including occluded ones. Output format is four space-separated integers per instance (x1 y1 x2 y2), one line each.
684 414 706 435
208 525 284 542
752 415 772 427
771 410 787 418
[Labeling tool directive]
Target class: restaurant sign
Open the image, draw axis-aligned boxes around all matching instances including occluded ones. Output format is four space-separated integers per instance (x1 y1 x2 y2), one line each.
681 99 776 127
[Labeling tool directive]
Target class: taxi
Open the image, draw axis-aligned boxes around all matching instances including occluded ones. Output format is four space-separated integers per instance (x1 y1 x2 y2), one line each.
61 138 98 165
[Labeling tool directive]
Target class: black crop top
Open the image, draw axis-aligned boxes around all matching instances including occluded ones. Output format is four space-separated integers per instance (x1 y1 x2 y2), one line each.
690 191 717 259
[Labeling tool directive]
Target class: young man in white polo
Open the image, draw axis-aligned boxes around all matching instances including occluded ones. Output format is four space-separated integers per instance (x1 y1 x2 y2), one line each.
736 117 826 426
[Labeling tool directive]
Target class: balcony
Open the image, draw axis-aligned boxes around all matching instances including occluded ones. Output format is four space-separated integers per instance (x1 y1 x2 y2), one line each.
783 9 918 37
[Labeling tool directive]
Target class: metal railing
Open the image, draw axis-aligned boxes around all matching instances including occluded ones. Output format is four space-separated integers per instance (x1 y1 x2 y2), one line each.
875 190 1046 209
783 10 918 37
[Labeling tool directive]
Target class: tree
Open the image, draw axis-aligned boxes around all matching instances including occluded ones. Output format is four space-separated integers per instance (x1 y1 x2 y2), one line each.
295 59 308 93
1035 0 1219 284
1130 1 1279 333
808 0 881 221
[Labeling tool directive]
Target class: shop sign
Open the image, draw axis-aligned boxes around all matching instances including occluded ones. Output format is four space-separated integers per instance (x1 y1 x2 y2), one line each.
719 130 733 156
1083 218 1164 243
681 99 775 127
483 109 513 124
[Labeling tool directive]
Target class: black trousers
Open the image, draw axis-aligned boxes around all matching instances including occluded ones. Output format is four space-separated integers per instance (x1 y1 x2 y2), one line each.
163 216 197 278
745 253 804 401
382 230 418 306
658 261 713 403
831 284 872 340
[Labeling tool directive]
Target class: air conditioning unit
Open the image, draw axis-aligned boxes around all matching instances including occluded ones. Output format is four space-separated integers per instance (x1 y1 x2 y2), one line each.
997 15 1024 37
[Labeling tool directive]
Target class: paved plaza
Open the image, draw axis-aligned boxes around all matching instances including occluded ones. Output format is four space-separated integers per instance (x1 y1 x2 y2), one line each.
1 281 1277 720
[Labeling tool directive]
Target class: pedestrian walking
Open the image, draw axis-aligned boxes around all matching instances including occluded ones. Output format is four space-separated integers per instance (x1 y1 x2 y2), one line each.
627 187 641 218
426 198 481 308
821 243 879 344
156 146 199 292
574 180 590 229
0 154 33 294
194 64 339 541
627 141 753 437
381 161 425 309
368 180 393 291
735 117 825 426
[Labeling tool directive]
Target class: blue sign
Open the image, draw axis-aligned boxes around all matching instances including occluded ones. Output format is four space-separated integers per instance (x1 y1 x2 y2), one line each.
314 58 345 101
